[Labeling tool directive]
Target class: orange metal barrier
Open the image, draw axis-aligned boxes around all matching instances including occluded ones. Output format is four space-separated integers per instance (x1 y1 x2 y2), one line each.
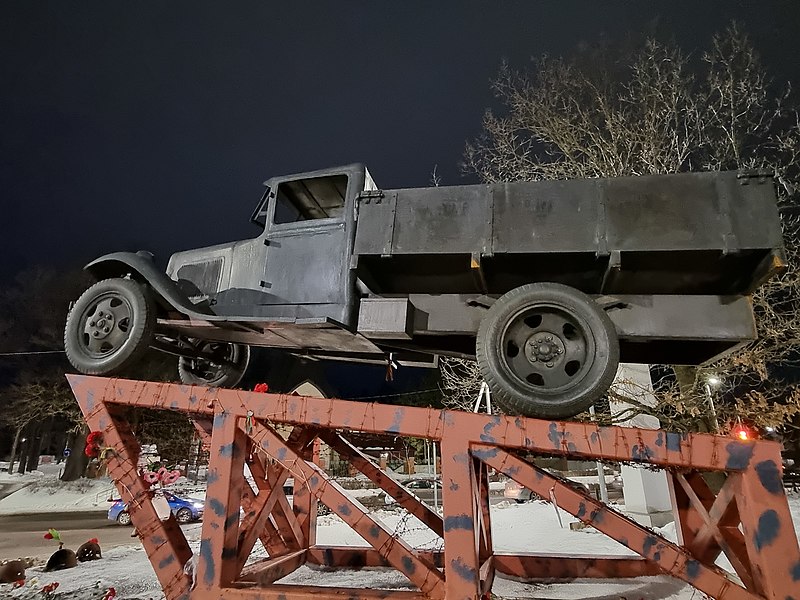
67 375 800 600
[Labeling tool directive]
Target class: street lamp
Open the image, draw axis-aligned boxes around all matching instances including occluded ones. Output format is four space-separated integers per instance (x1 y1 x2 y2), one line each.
704 375 722 432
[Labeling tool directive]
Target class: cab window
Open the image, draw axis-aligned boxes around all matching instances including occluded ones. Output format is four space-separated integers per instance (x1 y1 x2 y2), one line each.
273 174 348 224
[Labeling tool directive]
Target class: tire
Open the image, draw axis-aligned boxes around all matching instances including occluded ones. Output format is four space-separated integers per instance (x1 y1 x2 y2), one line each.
178 342 250 388
64 278 156 375
175 508 193 524
476 283 619 419
117 511 132 526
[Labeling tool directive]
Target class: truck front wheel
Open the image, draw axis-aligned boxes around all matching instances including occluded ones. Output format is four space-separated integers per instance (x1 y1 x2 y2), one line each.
64 278 156 375
476 283 619 419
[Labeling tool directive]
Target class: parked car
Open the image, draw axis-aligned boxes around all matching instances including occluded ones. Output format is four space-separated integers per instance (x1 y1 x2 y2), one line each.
108 491 204 525
383 478 443 505
503 476 591 503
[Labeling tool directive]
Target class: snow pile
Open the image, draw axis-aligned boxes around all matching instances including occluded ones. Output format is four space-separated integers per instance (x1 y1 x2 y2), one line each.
0 477 116 516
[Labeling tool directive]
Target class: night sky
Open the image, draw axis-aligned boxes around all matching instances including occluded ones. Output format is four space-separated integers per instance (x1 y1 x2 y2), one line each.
3 1 800 280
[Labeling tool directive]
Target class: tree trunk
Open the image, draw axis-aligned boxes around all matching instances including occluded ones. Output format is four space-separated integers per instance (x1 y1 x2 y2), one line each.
60 426 89 481
23 419 49 473
16 422 36 474
7 425 23 473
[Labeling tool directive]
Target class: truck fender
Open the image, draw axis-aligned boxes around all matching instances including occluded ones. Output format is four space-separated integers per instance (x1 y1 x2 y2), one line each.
84 251 214 318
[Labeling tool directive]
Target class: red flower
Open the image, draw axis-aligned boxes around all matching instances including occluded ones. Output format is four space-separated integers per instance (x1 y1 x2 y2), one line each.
84 445 98 458
89 537 99 544
44 532 53 539
87 431 103 444
254 383 269 393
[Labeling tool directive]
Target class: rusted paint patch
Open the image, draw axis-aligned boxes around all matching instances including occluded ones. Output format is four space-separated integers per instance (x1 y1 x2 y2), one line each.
547 423 576 452
666 432 682 452
206 470 219 484
590 431 600 444
755 460 783 494
480 416 501 443
444 514 474 531
655 432 663 447
151 535 166 546
338 504 352 516
188 393 197 404
631 445 654 461
387 409 404 434
213 412 227 428
86 390 95 411
754 509 780 550
686 559 700 579
589 508 604 524
725 441 755 470
472 447 498 461
642 535 658 556
577 503 586 519
401 555 416 574
224 512 239 528
369 525 380 539
209 498 225 517
276 447 287 461
449 480 459 491
791 560 800 580
158 554 175 569
219 443 235 457
450 557 477 581
199 539 215 586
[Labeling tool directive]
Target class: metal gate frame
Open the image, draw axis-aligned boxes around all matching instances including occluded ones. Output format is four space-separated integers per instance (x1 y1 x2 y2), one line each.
67 375 800 600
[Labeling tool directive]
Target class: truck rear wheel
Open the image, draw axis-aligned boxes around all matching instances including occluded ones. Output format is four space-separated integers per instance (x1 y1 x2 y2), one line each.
64 278 156 375
178 342 250 388
476 283 619 419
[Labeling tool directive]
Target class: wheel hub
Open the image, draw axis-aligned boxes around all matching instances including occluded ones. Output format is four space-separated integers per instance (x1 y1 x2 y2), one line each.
85 309 116 340
524 332 564 367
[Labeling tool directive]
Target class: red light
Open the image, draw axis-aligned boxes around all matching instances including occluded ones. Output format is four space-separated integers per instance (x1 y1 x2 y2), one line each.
732 425 752 441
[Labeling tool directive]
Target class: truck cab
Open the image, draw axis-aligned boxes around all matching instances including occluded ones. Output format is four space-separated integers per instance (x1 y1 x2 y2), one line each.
166 163 374 327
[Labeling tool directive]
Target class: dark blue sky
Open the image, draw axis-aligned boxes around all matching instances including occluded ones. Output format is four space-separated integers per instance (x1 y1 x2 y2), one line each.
3 1 800 278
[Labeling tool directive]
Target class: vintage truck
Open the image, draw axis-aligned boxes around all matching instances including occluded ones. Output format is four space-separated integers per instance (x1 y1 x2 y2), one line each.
64 164 784 418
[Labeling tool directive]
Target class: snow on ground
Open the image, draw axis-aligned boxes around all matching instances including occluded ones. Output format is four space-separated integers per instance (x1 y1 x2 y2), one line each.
3 492 799 600
0 476 117 516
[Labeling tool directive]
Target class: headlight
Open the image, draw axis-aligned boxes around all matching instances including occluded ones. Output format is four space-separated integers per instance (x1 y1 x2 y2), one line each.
193 503 204 508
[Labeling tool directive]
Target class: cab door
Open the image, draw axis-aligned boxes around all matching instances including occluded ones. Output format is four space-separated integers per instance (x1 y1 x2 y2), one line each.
261 171 356 325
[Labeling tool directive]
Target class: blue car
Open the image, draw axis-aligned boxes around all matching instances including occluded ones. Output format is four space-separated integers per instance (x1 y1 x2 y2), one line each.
108 491 204 525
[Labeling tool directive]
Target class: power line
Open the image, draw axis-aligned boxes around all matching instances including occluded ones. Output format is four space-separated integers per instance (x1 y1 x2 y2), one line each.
0 349 66 356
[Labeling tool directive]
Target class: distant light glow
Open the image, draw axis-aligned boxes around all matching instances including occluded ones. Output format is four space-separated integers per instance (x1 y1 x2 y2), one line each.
732 425 752 441
707 376 721 387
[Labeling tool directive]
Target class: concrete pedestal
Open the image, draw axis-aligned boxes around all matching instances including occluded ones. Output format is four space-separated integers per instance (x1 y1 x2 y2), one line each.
610 363 674 528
